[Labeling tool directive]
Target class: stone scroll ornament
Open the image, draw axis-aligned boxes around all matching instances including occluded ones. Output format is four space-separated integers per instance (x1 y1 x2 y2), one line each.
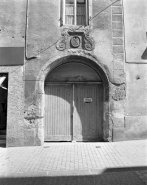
56 30 69 51
84 29 95 51
56 27 95 51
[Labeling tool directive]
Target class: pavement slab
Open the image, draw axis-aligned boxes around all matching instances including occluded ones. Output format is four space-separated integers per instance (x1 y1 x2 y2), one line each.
0 140 147 184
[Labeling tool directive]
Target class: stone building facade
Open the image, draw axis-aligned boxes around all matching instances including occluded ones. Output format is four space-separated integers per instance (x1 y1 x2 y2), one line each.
0 0 146 147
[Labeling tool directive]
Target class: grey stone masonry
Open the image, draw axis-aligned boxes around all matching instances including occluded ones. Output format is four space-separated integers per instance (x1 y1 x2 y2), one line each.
111 0 122 6
112 6 123 14
113 38 123 45
111 1 125 71
111 0 125 134
113 30 123 37
113 46 124 53
112 22 123 29
112 15 123 22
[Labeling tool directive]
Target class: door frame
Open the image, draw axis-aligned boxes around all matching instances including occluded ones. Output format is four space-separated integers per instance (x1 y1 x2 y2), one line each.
36 55 111 144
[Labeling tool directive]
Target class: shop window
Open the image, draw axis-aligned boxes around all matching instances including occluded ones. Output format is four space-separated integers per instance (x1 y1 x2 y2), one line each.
62 0 89 26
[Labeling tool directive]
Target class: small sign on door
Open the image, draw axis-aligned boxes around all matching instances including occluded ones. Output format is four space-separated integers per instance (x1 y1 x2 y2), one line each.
84 98 92 103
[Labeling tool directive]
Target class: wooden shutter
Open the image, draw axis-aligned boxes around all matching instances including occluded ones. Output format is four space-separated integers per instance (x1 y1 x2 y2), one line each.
77 3 86 25
65 0 74 25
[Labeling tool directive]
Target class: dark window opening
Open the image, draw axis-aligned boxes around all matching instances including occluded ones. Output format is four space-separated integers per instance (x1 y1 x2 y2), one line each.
0 73 8 130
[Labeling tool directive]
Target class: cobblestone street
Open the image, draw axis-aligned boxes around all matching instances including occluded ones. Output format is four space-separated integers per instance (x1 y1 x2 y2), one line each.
0 140 147 184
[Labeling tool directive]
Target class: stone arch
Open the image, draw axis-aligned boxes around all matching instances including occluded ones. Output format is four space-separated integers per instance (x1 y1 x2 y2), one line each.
36 53 111 144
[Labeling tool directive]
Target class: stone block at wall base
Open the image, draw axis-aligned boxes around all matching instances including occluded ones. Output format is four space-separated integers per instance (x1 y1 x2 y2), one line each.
112 127 126 141
36 126 44 146
24 129 36 146
125 130 147 140
125 116 147 140
112 116 147 141
110 99 124 114
7 137 16 147
112 116 124 127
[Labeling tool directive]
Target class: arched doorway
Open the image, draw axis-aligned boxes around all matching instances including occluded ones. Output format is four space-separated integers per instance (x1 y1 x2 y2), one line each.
44 62 104 142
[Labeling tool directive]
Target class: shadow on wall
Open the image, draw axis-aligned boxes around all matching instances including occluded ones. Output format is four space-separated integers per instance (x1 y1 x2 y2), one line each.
142 47 147 59
141 32 147 60
0 166 146 185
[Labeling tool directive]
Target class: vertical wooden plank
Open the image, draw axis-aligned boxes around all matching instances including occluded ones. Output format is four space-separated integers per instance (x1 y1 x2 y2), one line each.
74 84 103 141
72 84 76 141
44 85 72 141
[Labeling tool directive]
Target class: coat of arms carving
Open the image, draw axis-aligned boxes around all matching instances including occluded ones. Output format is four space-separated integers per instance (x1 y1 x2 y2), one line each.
56 27 95 51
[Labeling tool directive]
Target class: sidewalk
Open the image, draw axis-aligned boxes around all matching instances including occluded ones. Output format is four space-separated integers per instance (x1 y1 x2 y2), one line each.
0 140 147 184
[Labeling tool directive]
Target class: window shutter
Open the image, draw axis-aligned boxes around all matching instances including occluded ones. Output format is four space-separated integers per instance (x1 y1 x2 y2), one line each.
65 0 75 25
85 0 88 25
60 0 64 26
65 4 74 25
77 4 85 25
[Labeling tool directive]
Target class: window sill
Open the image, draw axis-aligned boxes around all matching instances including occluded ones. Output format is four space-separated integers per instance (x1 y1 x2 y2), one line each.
61 25 89 30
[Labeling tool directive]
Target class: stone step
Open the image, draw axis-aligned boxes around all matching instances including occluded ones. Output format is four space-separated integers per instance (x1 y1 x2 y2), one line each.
0 130 6 146
0 135 6 139
0 130 6 135
0 140 6 144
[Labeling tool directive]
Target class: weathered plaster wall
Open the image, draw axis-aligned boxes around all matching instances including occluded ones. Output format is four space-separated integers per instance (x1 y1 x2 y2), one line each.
26 0 61 59
123 0 147 63
0 0 26 146
126 64 147 116
122 0 147 141
124 64 147 140
25 0 61 106
0 0 27 47
1 0 145 145
0 0 127 146
25 0 124 92
0 67 24 147
25 0 115 81
91 0 113 70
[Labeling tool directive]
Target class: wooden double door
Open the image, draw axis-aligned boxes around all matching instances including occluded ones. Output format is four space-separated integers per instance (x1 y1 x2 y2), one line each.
44 84 103 142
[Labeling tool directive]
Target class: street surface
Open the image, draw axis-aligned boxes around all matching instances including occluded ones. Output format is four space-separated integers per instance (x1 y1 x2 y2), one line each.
0 140 147 184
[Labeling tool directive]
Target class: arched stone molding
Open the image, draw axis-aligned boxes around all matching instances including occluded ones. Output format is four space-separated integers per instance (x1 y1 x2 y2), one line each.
35 52 112 145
